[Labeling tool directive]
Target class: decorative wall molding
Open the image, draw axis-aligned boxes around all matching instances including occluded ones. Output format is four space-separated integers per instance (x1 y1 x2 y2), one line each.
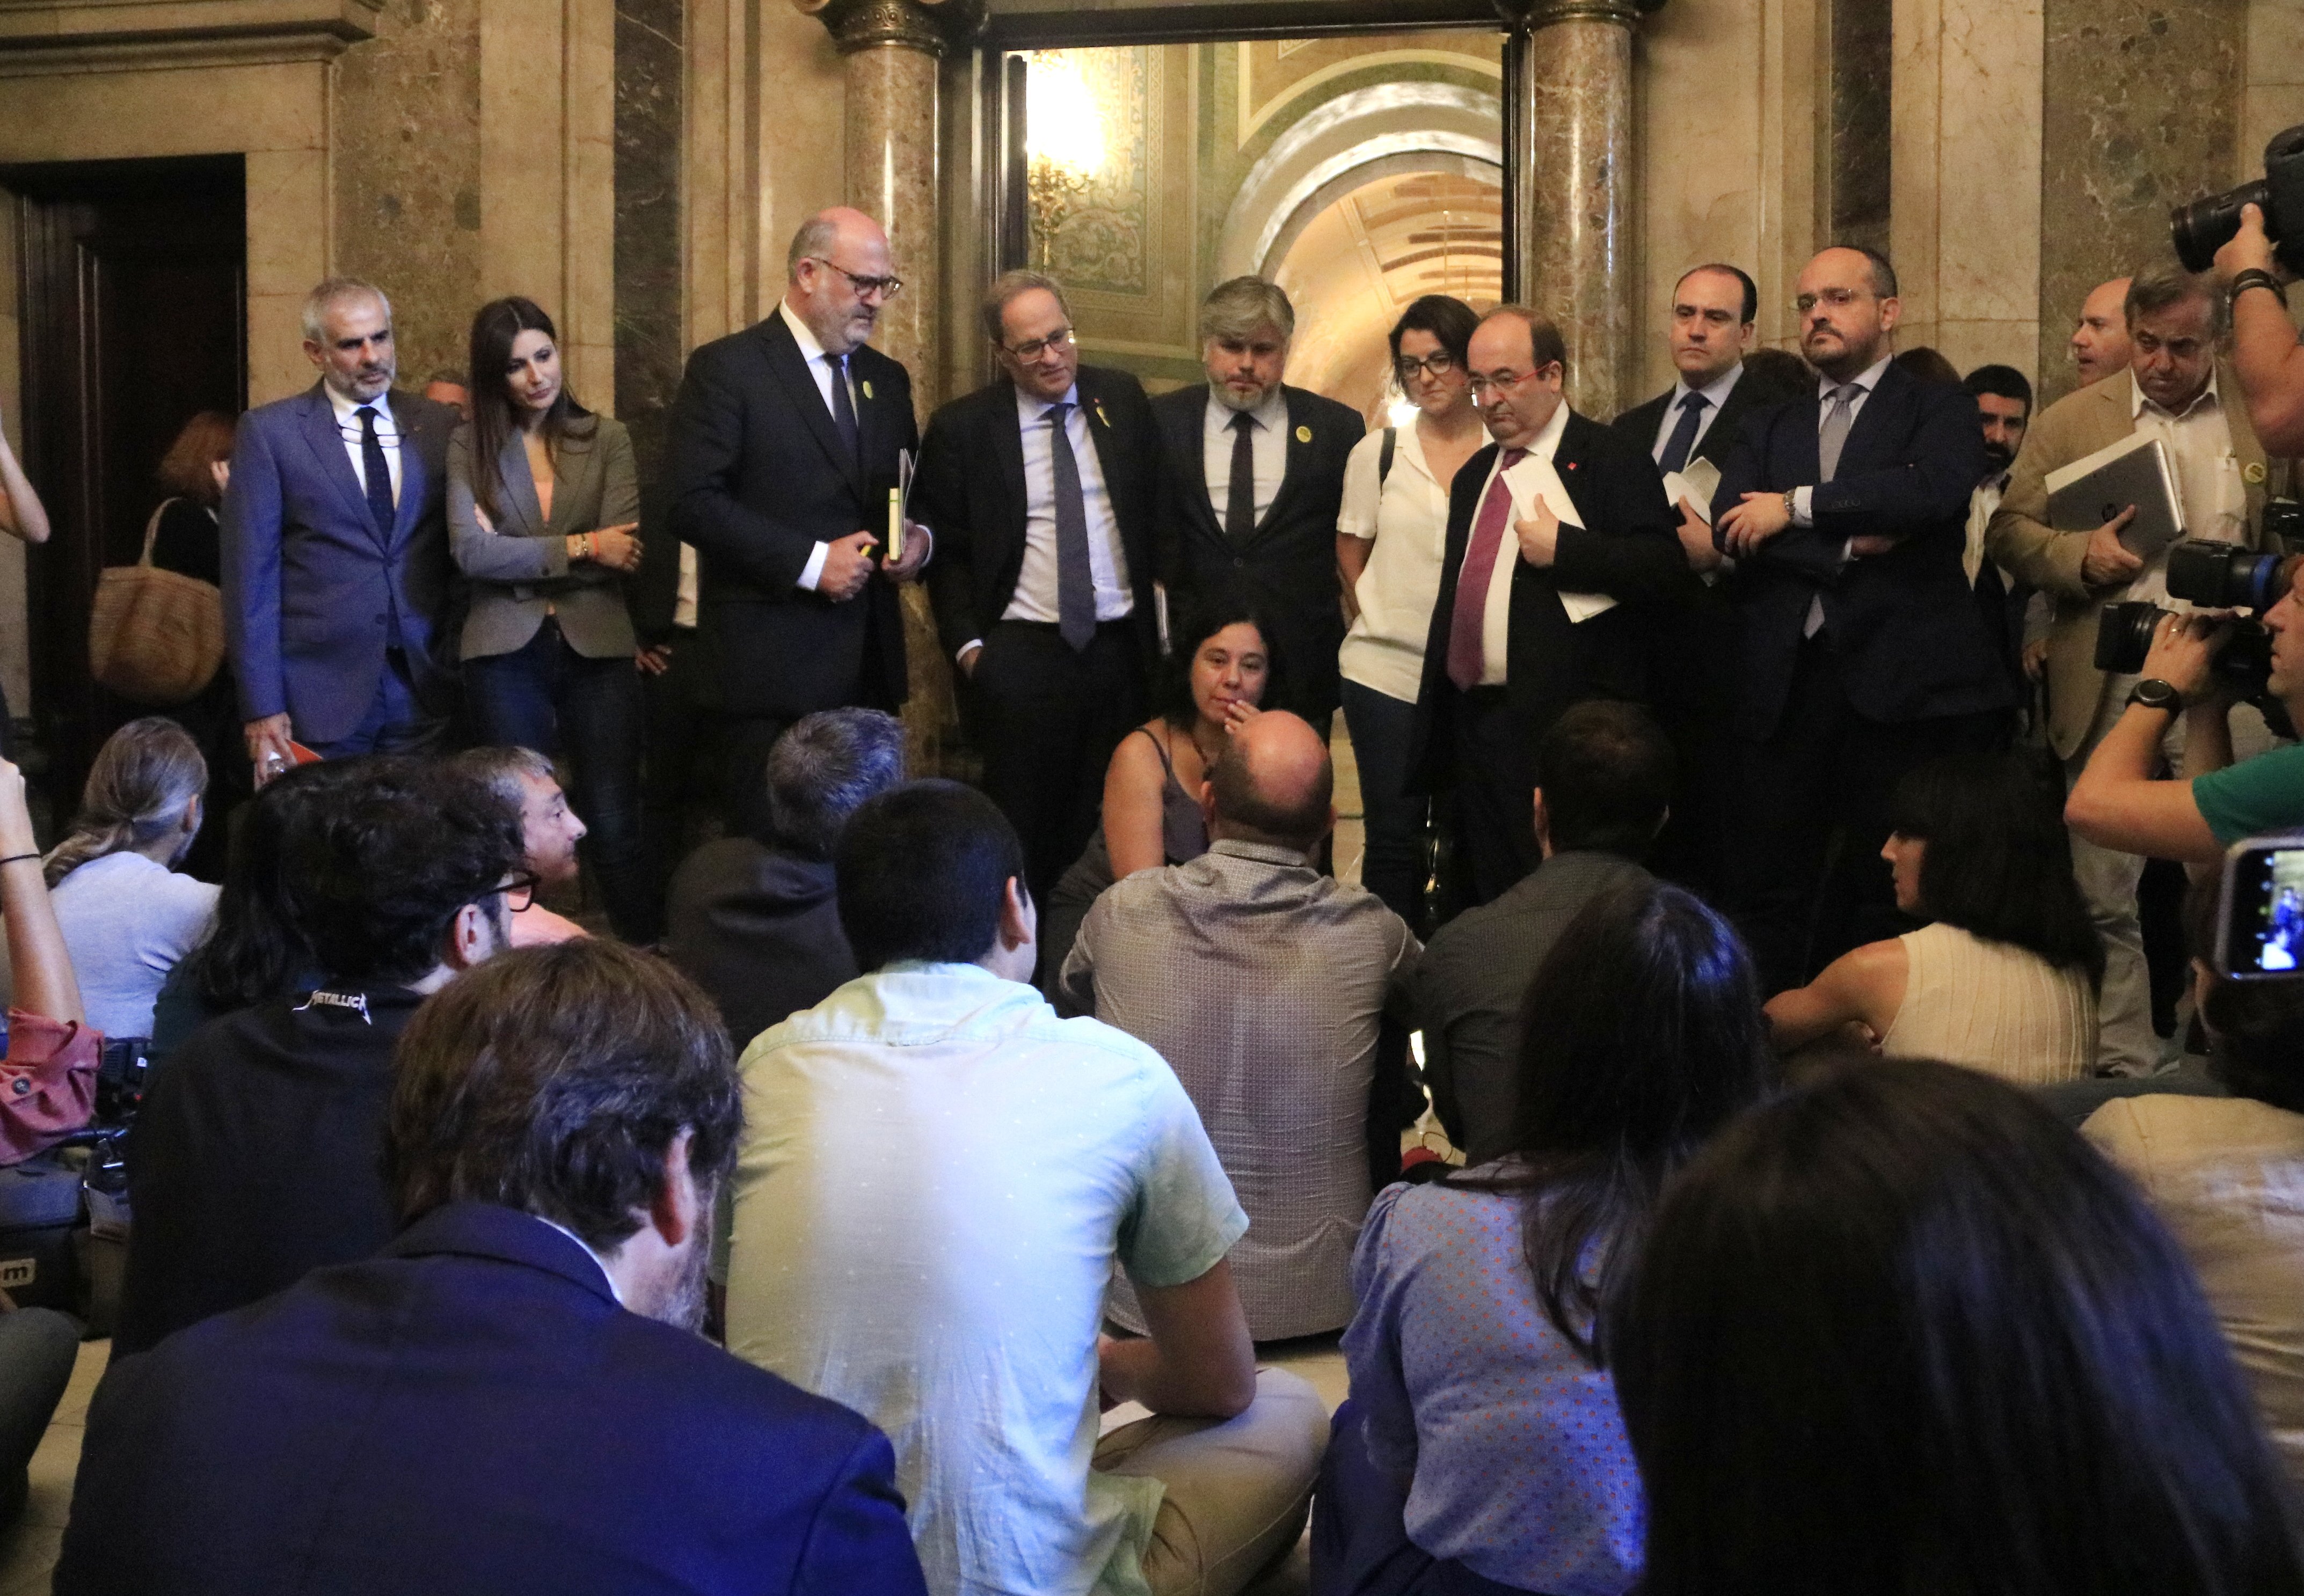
0 0 376 73
794 0 982 56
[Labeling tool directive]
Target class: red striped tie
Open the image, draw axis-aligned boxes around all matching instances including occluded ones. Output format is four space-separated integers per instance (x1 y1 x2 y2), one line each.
1446 448 1528 691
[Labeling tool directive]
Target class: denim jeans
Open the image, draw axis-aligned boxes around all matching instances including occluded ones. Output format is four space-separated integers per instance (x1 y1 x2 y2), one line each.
465 619 657 942
1341 678 1431 934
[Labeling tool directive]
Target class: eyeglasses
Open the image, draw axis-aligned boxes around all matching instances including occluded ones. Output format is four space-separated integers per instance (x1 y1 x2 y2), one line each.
1004 326 1076 362
807 258 903 301
477 872 541 914
1467 368 1544 396
1395 351 1460 383
1793 287 1875 315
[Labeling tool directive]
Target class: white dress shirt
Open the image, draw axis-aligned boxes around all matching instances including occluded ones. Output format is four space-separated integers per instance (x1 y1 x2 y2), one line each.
998 385 1132 631
1200 384 1289 528
2128 367 2247 606
1461 400 1573 687
1647 361 1745 466
327 384 403 508
1337 422 1453 703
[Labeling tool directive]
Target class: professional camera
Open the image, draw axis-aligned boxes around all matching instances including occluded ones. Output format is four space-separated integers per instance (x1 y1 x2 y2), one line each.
2093 538 2303 736
2174 123 2304 273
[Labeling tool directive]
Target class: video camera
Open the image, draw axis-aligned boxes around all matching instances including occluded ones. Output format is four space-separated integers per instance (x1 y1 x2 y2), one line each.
2094 508 2304 738
2174 123 2304 274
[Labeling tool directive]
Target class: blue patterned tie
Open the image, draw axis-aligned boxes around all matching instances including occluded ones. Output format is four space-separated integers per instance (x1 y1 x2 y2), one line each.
355 406 395 538
1658 391 1708 475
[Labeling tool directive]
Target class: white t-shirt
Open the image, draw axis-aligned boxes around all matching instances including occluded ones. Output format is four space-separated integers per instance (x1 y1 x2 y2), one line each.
724 962 1248 1596
1337 424 1454 704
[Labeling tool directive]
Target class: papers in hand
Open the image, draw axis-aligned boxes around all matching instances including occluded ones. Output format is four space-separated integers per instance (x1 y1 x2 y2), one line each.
1503 451 1617 623
1663 457 1723 525
2042 431 2185 558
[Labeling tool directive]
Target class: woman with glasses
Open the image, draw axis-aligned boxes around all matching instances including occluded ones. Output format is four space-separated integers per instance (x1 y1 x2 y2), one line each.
1336 295 1486 933
449 296 655 943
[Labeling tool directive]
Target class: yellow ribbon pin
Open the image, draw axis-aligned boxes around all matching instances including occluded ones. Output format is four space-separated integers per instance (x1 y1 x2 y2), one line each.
1295 425 1312 443
1093 399 1111 428
861 379 875 400
2246 460 2269 485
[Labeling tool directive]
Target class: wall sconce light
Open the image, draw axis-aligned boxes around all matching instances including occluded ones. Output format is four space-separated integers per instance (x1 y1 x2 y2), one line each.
1025 51 1107 268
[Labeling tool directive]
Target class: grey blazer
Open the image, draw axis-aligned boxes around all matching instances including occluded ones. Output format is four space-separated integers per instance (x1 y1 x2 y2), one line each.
448 414 641 661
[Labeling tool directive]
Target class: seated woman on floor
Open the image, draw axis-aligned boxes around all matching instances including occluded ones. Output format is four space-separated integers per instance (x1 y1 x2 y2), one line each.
1312 880 1775 1596
1763 750 2101 1081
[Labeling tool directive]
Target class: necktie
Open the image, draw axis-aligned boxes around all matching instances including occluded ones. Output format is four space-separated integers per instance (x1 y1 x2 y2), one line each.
1225 411 1258 543
1446 448 1529 692
355 405 395 538
827 354 860 466
1047 402 1096 653
1818 383 1860 483
1658 391 1709 475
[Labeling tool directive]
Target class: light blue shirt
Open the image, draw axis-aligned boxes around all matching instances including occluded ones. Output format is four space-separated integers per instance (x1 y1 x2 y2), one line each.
723 962 1247 1596
45 852 220 1041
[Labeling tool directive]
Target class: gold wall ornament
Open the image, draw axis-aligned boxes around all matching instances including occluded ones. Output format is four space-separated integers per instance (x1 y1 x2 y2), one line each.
792 0 983 57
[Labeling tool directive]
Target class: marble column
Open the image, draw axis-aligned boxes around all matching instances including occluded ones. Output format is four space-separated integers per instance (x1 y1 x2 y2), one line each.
1498 0 1654 418
797 0 981 775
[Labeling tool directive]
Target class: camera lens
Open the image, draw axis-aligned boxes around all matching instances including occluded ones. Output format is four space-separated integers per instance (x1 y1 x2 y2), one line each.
2094 602 2168 675
2172 179 2271 273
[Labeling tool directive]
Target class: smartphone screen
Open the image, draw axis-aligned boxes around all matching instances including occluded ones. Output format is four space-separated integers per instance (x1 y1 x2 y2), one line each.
2218 838 2304 978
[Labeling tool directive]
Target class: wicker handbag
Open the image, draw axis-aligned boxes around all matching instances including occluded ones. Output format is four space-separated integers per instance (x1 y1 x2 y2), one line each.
88 499 225 706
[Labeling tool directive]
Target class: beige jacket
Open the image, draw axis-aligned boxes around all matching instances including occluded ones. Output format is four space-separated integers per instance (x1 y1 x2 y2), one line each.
1985 363 2269 759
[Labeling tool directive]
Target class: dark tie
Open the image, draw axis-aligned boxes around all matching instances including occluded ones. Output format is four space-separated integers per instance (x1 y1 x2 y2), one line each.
827 354 860 466
1446 448 1529 691
1047 402 1096 653
355 405 395 538
1225 411 1258 543
1658 391 1709 475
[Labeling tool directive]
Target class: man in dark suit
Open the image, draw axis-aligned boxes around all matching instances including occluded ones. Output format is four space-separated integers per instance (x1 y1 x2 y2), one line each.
1154 277 1362 731
664 708 906 1051
666 207 930 838
916 270 1162 902
1610 262 1791 895
223 277 460 776
1409 306 1689 906
59 940 927 1596
1712 244 2011 992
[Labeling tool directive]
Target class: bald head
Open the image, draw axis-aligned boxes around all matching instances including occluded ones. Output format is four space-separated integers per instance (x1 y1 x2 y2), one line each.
784 207 894 356
1206 712 1335 852
2071 276 2133 386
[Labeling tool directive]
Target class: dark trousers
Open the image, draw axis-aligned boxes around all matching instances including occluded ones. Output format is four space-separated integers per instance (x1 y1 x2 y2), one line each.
1311 1400 1543 1596
1728 635 2006 993
968 619 1147 908
722 715 797 845
0 1307 77 1528
1342 679 1431 935
640 626 723 887
308 648 450 760
465 619 658 943
1445 686 1540 909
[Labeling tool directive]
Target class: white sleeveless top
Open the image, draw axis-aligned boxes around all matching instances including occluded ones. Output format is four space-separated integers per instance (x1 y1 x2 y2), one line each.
1879 923 2098 1085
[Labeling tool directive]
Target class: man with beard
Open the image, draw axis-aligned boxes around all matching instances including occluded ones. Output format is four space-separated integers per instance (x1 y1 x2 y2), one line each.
1962 363 2033 689
59 940 926 1596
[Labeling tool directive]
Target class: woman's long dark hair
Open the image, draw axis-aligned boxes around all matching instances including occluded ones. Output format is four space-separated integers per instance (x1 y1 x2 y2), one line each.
1612 1059 2304 1596
465 296 593 524
1449 880 1774 1359
1156 594 1284 730
1887 751 2106 987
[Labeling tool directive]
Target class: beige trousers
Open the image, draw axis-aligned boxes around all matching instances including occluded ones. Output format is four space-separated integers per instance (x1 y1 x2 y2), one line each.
1093 1367 1330 1596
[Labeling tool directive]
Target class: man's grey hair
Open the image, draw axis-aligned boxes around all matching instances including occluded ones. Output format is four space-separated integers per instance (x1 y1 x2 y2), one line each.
982 269 1072 345
786 214 841 281
451 745 558 810
2126 263 2229 338
1200 276 1295 343
765 708 909 858
301 277 392 343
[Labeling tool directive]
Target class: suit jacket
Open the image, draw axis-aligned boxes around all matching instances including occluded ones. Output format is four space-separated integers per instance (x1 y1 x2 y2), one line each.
915 367 1162 667
221 384 458 743
1711 358 2011 740
1153 384 1364 719
663 837 857 1052
448 414 642 661
1408 409 1691 785
1610 365 1780 477
664 313 916 720
1986 362 2270 759
59 1200 928 1596
1417 848 1653 1163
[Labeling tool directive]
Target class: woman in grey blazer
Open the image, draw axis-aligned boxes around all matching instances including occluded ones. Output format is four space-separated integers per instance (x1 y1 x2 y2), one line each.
450 296 653 941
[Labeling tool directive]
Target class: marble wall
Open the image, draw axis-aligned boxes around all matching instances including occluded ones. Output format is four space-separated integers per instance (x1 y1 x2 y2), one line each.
2036 0 2241 407
615 0 685 478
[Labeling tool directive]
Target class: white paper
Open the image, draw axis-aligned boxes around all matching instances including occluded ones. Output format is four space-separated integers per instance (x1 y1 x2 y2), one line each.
1663 456 1723 523
1503 452 1618 624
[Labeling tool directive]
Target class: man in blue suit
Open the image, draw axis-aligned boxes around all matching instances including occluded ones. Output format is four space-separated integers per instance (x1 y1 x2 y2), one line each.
223 277 460 780
1711 245 2012 992
56 939 927 1596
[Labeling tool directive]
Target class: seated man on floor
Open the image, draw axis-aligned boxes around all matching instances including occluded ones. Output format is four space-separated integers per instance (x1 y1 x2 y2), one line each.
1417 700 1673 1165
664 707 906 1049
1059 712 1421 1342
453 746 593 944
59 940 927 1596
725 780 1326 1596
115 758 523 1356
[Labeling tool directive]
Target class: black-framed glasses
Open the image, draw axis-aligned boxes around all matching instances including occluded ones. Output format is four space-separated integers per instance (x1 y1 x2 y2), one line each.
479 872 541 914
1004 326 1076 363
1395 351 1460 383
807 257 903 301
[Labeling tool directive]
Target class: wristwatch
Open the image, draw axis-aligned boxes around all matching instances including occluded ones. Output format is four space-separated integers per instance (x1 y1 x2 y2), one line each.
2128 678 2183 712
